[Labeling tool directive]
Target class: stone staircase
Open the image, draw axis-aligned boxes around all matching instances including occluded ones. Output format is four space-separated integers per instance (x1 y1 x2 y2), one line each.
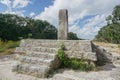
13 39 97 78
13 40 60 78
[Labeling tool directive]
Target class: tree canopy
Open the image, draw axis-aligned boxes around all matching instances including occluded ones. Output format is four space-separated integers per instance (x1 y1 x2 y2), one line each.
0 14 57 41
95 5 120 44
68 32 80 40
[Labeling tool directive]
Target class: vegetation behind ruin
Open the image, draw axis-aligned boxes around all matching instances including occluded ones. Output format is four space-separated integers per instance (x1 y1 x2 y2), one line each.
95 5 120 44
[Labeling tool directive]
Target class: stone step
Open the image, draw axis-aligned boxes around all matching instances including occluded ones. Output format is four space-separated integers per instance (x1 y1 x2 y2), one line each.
53 73 114 80
32 47 58 53
20 56 54 66
65 51 97 61
32 40 58 43
26 51 57 59
13 63 50 78
32 40 90 48
53 74 80 80
32 42 59 48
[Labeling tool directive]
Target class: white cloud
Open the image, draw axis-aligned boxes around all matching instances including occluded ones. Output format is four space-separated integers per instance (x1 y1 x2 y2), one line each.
69 14 107 39
12 0 31 8
35 0 120 39
29 12 35 17
0 0 12 12
0 0 31 16
0 0 11 7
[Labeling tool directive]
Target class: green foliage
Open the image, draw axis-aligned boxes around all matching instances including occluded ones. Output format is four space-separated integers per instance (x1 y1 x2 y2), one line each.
58 49 70 67
95 23 120 43
57 43 96 71
18 37 23 40
118 44 120 48
95 5 120 44
58 49 65 61
0 47 5 52
5 41 20 49
70 58 95 71
0 40 20 52
60 42 65 50
0 14 57 41
28 33 32 39
68 32 80 40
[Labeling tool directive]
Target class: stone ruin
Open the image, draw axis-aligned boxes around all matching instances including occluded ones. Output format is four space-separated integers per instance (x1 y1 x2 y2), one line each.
12 9 97 78
58 9 68 40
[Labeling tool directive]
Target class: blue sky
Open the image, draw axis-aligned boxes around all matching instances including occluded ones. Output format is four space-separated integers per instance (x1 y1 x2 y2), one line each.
24 0 54 16
0 0 120 40
0 0 54 17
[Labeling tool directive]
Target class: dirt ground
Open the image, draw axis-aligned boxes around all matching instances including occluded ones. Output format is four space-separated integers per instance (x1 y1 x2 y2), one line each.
93 41 120 54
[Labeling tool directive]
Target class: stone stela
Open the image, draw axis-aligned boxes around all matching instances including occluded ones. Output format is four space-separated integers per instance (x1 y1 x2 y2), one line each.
58 9 68 40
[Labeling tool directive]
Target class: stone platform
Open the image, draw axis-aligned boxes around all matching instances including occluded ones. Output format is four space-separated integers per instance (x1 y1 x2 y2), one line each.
13 39 97 78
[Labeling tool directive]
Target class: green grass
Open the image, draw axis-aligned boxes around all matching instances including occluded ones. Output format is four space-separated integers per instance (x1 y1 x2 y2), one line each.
118 44 120 48
0 40 20 53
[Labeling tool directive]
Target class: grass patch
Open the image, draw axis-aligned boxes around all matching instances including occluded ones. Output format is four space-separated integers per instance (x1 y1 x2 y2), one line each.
0 48 15 56
118 44 120 48
0 40 20 56
57 43 96 71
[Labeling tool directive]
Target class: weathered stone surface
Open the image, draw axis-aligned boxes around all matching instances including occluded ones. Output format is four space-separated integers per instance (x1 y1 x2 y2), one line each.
14 64 50 78
92 43 120 65
112 52 120 64
13 39 97 78
15 39 33 53
58 9 68 40
1 55 120 80
53 65 120 80
13 40 61 78
59 40 97 61
15 39 97 61
32 47 58 53
27 51 56 59
65 51 97 61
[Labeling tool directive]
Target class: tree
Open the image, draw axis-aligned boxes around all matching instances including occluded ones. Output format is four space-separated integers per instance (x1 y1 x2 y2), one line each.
68 32 80 40
0 14 57 41
95 5 120 44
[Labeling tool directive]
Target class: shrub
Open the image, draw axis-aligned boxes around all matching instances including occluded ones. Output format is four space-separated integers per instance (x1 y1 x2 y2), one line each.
28 33 32 39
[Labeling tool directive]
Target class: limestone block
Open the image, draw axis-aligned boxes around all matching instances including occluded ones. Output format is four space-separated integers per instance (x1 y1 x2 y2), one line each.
20 39 33 47
111 52 120 64
65 51 97 61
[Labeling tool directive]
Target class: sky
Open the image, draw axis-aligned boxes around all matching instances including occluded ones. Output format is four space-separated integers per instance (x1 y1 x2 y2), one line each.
0 0 120 40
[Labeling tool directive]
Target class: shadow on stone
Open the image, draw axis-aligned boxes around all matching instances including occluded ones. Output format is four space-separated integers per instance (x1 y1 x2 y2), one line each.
101 63 116 71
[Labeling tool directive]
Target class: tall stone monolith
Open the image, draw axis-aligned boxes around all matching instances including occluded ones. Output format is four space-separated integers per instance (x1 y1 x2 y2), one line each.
58 9 68 40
